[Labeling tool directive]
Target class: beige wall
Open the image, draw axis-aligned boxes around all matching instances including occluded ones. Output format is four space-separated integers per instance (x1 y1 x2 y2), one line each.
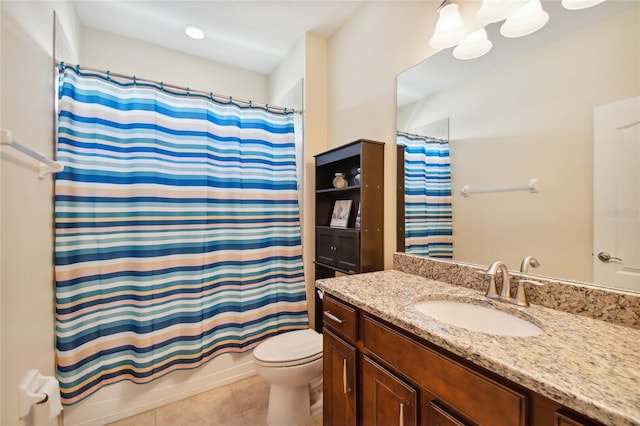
397 7 639 282
326 1 444 269
1 2 79 425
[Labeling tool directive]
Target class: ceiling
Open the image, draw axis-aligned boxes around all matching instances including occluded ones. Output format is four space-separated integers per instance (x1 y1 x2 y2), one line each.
72 0 365 75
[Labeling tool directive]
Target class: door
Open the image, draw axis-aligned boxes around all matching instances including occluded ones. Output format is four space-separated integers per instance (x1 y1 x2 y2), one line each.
316 228 337 267
335 229 360 273
593 96 640 291
362 356 417 426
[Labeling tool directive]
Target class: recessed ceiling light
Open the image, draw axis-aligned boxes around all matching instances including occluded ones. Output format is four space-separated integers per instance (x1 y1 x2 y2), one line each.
184 25 205 40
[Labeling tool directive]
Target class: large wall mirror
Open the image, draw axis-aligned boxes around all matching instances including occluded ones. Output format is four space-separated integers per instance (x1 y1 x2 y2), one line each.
397 1 639 293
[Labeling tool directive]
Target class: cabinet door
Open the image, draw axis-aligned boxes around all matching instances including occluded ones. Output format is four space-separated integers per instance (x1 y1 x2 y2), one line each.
316 228 337 267
362 356 417 426
323 329 356 426
335 229 360 272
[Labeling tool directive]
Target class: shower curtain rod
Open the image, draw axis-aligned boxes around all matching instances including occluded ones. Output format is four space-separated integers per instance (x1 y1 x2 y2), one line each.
397 130 447 143
56 61 301 114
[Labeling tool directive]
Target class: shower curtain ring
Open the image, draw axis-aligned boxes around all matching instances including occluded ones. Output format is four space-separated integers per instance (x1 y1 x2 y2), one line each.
106 71 111 81
160 82 164 90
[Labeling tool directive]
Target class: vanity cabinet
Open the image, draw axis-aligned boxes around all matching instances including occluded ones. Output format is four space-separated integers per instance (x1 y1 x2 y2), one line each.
321 293 605 426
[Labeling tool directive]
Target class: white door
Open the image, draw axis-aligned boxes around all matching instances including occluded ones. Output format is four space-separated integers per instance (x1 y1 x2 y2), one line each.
593 96 640 292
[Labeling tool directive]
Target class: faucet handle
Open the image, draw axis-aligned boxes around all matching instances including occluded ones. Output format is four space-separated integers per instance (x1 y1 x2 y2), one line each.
515 280 544 306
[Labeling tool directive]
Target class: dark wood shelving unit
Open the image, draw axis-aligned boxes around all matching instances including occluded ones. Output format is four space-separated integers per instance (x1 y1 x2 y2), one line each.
314 139 385 331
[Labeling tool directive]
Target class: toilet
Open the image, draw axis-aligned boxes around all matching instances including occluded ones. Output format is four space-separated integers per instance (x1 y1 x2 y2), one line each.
253 328 323 426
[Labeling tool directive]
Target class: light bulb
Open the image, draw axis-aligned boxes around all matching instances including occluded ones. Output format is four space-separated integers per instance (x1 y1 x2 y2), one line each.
453 28 493 60
429 3 467 50
500 0 549 38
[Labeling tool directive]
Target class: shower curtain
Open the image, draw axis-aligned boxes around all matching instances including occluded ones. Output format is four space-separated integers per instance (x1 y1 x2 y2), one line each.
397 132 453 258
54 65 308 404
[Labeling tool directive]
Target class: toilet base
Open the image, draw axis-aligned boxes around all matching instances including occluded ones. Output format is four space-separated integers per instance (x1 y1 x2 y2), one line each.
267 383 312 426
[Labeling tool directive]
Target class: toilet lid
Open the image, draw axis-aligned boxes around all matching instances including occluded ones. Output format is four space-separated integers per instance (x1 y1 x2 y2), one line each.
254 329 322 364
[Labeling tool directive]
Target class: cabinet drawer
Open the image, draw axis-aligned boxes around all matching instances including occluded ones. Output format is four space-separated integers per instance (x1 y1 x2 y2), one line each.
322 295 357 341
363 315 526 426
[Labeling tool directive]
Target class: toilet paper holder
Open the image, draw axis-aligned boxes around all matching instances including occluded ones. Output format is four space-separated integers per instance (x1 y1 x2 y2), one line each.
19 369 54 419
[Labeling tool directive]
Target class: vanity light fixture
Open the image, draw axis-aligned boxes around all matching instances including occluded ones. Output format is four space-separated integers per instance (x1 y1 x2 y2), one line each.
431 0 606 61
184 25 205 40
453 28 493 60
500 0 549 38
561 0 606 10
429 0 467 50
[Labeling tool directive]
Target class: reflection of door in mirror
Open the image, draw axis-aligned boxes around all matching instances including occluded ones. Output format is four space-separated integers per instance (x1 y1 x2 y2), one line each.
397 129 452 258
593 96 640 293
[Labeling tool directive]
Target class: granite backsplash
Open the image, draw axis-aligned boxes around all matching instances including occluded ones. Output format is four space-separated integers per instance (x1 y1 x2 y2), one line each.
393 252 640 329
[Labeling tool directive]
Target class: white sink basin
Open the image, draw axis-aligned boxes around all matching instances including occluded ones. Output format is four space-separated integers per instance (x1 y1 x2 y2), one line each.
413 300 543 337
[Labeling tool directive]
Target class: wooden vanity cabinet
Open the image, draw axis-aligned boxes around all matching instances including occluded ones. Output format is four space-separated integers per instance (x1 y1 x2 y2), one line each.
321 293 606 426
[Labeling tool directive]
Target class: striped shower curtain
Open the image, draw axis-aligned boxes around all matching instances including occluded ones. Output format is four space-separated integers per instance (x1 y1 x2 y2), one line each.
55 65 308 404
398 132 453 258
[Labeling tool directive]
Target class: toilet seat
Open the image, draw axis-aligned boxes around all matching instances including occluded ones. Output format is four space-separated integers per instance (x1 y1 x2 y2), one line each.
253 329 323 367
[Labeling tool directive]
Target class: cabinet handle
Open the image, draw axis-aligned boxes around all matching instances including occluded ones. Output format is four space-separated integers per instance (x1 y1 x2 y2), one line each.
399 402 405 426
323 311 344 324
342 358 351 394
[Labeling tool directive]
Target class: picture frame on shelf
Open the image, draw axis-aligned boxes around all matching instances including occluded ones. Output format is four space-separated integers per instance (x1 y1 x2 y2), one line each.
354 203 361 229
330 199 352 228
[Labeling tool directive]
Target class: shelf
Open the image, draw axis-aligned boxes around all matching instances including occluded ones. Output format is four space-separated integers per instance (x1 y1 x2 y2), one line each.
314 261 356 275
316 225 360 232
316 185 360 194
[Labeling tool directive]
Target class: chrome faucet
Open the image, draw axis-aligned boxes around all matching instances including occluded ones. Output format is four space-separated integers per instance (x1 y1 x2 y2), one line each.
484 261 544 307
520 256 541 273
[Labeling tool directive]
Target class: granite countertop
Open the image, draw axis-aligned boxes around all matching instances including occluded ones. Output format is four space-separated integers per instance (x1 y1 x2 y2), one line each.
316 270 640 426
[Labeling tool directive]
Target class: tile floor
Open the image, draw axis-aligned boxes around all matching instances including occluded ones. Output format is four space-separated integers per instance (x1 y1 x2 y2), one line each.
106 374 322 426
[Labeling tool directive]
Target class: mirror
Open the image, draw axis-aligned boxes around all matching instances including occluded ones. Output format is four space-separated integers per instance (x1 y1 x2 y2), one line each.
397 1 639 292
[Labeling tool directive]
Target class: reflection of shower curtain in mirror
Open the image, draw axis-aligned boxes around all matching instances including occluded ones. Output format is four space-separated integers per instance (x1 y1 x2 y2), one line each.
54 65 308 404
398 132 452 258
